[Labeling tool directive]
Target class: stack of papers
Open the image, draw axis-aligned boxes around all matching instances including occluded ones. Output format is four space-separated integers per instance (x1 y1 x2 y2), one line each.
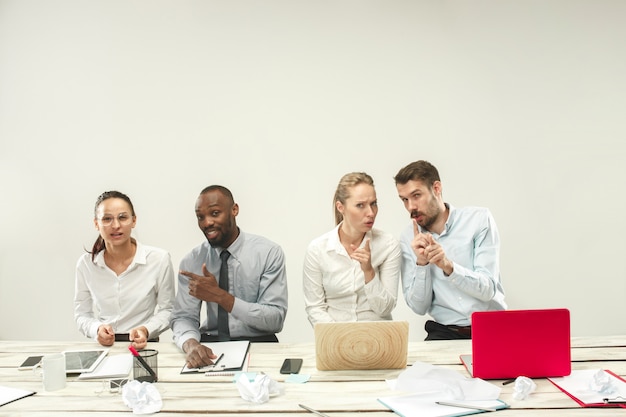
378 361 509 417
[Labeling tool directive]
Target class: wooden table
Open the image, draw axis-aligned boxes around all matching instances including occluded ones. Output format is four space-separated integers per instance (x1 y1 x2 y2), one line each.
1 336 625 416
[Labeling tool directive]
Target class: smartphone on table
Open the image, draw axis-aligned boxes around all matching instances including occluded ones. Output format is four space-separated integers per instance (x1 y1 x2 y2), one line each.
18 355 43 370
280 358 303 374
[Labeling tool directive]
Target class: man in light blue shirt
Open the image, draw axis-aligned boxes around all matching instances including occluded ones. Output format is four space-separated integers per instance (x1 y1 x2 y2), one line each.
171 185 288 368
394 160 506 340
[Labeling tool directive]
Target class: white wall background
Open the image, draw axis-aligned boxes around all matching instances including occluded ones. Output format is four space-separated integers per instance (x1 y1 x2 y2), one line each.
1 0 624 343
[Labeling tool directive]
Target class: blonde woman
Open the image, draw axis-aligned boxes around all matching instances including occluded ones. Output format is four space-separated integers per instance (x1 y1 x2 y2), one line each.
303 172 401 325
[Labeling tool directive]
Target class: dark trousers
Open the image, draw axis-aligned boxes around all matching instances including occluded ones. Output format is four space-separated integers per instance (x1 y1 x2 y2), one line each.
200 333 279 343
424 320 471 340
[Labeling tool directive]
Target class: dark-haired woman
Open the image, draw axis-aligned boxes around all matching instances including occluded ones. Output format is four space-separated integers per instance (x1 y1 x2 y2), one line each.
74 191 175 349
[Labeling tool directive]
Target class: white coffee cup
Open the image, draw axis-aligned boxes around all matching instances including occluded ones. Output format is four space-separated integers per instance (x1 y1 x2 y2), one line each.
39 353 66 391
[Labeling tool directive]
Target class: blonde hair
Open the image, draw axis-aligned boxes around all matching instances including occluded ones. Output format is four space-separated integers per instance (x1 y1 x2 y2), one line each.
333 172 375 225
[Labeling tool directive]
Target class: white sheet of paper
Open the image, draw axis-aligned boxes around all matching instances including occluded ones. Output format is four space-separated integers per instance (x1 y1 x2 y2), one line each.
181 340 250 373
549 369 626 405
392 361 501 400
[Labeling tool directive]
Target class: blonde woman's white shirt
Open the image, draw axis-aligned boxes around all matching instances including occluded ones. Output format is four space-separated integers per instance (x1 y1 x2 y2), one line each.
74 241 175 340
303 225 401 325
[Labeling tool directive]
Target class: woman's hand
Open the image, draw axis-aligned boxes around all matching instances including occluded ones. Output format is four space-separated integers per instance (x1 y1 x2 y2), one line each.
350 238 375 283
130 326 149 350
97 324 115 346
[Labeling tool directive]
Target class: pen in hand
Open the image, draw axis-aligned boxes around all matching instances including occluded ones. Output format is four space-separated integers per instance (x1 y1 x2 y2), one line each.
210 353 224 368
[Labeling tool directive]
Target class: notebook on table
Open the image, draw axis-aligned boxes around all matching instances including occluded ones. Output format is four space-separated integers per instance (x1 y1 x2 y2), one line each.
460 308 571 379
0 385 36 407
180 340 250 374
314 321 409 370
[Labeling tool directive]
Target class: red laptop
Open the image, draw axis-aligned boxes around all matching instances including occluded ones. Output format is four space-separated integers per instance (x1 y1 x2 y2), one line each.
460 308 571 379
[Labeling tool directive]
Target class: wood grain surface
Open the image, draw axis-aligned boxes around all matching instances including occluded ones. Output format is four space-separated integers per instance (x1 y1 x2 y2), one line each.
314 321 409 370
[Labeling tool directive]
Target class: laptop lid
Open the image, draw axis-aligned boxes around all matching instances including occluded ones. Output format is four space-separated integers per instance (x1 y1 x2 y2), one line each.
314 321 409 370
461 309 571 379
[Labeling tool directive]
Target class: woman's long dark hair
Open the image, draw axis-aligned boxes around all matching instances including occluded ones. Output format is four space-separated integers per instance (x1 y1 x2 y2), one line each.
90 191 136 262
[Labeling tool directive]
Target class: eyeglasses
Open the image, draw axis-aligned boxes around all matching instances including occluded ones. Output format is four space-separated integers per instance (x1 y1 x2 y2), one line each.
98 213 134 226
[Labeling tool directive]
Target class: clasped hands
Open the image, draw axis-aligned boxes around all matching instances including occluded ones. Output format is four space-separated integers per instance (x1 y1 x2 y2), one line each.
411 219 454 276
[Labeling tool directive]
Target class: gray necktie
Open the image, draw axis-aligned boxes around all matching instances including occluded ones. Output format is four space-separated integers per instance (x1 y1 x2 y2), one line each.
218 250 231 341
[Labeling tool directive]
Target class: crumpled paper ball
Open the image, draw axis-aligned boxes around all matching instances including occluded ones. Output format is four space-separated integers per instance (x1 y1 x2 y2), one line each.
512 376 536 400
122 380 163 414
235 373 282 403
590 369 616 394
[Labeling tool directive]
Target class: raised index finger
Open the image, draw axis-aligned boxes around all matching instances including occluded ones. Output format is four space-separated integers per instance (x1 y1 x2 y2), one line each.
180 270 201 281
413 218 421 237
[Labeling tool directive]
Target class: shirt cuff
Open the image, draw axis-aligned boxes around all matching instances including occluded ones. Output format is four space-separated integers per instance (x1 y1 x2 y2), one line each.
443 262 463 284
230 297 250 319
89 322 101 340
177 332 199 351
